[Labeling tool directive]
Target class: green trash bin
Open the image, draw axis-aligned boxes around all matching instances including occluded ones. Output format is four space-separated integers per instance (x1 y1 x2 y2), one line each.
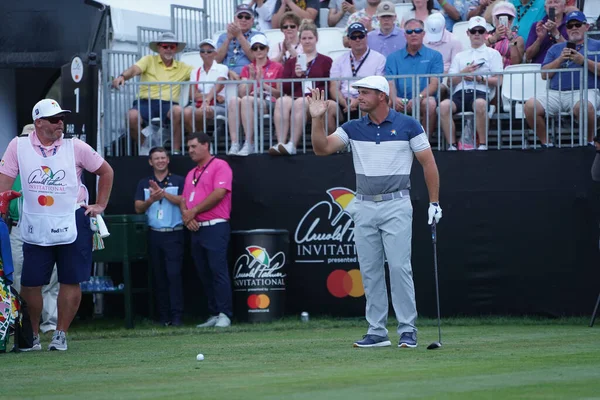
92 214 151 328
93 214 148 263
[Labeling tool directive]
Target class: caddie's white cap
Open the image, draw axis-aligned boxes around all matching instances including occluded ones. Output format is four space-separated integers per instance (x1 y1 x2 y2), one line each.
32 99 71 121
351 76 389 96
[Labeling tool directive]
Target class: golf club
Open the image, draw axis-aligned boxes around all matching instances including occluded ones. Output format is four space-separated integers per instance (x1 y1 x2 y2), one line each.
427 220 442 350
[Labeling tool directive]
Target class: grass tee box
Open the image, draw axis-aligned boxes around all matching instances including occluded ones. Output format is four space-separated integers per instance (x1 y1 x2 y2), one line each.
92 214 152 328
5 317 600 399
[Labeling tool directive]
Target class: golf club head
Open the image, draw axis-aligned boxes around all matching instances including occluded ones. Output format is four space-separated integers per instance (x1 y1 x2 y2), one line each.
427 342 442 350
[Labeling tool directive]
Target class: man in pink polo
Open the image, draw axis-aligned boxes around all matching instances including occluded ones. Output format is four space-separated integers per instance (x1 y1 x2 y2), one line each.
0 99 114 351
180 132 233 328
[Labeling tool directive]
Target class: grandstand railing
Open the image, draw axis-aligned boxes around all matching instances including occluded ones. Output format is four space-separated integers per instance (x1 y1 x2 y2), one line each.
101 49 599 156
204 0 239 38
170 5 208 51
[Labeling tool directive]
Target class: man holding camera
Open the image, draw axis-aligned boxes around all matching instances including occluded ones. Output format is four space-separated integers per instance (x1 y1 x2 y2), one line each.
524 11 600 147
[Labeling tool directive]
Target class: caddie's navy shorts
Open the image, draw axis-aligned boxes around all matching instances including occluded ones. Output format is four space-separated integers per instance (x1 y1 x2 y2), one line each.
21 207 93 286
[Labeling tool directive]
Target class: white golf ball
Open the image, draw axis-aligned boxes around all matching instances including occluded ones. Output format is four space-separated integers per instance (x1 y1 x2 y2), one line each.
196 353 204 361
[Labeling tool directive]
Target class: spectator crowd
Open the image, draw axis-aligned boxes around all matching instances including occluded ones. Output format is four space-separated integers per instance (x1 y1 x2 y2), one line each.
111 0 600 153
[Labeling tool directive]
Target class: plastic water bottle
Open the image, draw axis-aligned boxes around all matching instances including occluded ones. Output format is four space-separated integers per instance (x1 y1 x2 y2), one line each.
300 312 310 322
459 118 475 151
92 276 101 292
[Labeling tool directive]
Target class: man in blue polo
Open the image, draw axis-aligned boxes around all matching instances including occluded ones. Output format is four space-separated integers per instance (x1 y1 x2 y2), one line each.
215 4 259 77
524 11 600 147
134 147 185 326
308 76 442 349
385 18 444 138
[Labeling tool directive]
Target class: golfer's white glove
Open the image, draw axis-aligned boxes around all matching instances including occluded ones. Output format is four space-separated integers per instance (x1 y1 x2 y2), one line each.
428 202 442 225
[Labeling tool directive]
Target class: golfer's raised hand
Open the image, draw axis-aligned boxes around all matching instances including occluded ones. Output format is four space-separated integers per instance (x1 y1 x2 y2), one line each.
307 89 327 119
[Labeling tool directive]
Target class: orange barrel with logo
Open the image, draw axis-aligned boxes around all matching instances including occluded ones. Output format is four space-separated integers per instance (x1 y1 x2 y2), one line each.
230 229 289 322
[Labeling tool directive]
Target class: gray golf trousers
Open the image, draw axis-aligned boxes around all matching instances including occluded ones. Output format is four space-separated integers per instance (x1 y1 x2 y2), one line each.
347 195 417 337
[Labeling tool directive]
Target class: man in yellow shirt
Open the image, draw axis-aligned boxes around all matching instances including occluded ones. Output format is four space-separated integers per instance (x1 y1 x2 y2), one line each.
112 32 193 154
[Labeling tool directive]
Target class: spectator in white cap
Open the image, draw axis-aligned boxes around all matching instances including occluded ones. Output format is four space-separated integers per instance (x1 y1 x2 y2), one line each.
0 99 114 351
111 32 193 155
215 4 259 77
171 39 229 141
424 13 463 75
307 76 441 350
227 35 284 156
439 16 503 150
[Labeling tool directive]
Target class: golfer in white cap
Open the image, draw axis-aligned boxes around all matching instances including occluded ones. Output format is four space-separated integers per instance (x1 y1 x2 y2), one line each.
307 76 442 349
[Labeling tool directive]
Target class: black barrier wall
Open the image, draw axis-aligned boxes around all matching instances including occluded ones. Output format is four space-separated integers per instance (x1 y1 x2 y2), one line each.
106 148 600 318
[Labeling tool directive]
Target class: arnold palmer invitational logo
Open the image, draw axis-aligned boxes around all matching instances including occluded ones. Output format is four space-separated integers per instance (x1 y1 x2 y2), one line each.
295 187 357 265
294 188 365 299
233 246 286 289
27 166 67 193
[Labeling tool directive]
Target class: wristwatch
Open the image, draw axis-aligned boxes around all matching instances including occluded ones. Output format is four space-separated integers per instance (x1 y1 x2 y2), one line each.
554 33 561 40
419 93 424 100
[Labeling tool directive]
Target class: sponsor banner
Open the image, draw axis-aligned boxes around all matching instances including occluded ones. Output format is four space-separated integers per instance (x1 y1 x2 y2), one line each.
230 231 289 322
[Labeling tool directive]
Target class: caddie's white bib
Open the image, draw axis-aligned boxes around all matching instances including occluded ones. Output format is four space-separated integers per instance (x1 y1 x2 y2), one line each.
17 137 79 246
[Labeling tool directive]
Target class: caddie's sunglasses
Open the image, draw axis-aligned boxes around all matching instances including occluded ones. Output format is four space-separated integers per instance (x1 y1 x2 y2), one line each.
349 33 366 40
42 116 65 124
566 22 583 29
160 44 177 50
237 14 252 20
469 28 487 35
251 45 267 51
406 28 424 35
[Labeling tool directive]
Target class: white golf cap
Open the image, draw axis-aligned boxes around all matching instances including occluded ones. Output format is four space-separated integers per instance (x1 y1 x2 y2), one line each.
199 39 217 48
32 99 71 121
351 76 390 96
468 16 487 30
250 34 269 47
425 13 446 43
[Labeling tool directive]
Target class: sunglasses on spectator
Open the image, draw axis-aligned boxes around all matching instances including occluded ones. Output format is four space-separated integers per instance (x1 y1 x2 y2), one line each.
349 33 366 40
160 44 177 50
282 24 297 30
237 14 252 20
42 116 64 124
406 28 424 35
469 28 487 35
251 45 267 51
200 49 215 54
566 22 583 29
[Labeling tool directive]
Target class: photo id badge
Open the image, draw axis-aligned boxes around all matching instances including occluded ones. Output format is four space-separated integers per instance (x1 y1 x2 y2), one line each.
157 209 164 220
189 192 195 202
228 57 236 67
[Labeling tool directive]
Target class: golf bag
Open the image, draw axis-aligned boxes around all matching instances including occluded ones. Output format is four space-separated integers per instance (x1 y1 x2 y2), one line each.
0 189 34 352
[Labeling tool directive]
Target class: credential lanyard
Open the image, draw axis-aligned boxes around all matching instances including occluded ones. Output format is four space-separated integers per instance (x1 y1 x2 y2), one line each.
39 146 57 158
192 157 216 187
350 49 370 77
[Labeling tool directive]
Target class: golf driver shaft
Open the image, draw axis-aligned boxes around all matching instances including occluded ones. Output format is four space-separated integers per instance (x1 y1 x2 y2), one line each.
432 222 442 344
